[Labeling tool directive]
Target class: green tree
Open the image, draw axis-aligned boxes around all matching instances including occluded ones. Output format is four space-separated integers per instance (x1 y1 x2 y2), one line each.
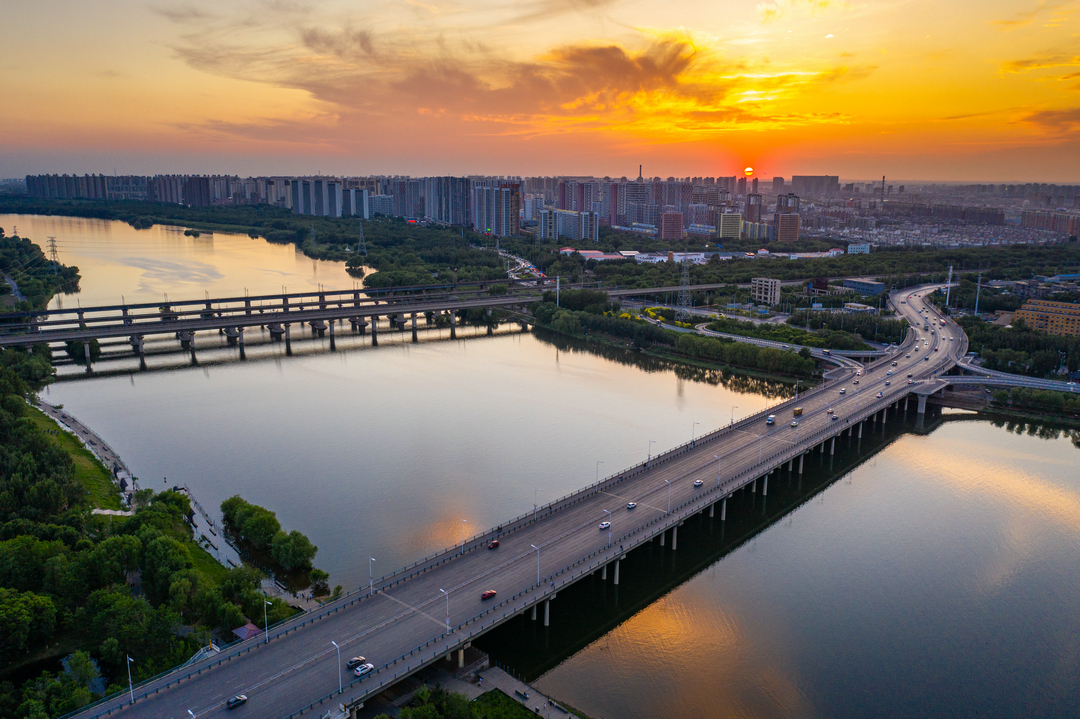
271 530 318 571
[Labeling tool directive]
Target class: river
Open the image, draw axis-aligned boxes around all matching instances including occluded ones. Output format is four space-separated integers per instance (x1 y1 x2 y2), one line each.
6 214 1080 719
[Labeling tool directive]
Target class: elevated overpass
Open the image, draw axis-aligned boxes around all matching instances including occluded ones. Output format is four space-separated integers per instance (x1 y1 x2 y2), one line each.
67 284 966 719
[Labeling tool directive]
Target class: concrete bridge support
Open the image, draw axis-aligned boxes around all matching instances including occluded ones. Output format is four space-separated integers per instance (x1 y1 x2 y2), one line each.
659 529 665 547
614 558 620 585
225 326 239 346
672 524 678 551
830 437 836 455
328 319 336 351
798 453 804 474
450 311 457 339
858 421 863 439
237 327 245 359
544 599 550 627
904 395 909 413
83 341 92 373
763 474 768 496
751 478 756 493
371 315 379 346
285 324 292 355
709 502 714 518
531 605 537 621
411 313 418 343
917 394 928 414
457 648 465 668
882 409 886 427
601 564 607 581
721 497 727 521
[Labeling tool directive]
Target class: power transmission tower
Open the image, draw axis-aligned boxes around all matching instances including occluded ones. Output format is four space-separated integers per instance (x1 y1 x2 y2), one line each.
675 259 693 322
46 237 59 274
356 224 367 255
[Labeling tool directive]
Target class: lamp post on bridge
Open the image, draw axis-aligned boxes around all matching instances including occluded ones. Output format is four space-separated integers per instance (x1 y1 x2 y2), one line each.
263 600 272 644
126 655 134 705
691 422 699 446
602 509 612 547
369 557 376 597
595 461 604 485
713 454 722 487
460 519 467 555
752 434 764 464
533 488 542 521
530 544 540 585
331 640 342 693
439 589 450 634
647 439 656 467
731 406 738 426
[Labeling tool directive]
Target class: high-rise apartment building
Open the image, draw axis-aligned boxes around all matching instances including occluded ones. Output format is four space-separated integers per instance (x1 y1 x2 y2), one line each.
775 213 800 242
776 193 800 213
1015 300 1080 336
772 177 785 194
791 176 840 197
660 212 684 240
737 177 747 195
719 212 743 239
745 193 763 223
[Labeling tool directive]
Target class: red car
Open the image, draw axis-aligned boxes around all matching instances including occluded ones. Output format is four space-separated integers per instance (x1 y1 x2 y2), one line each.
481 590 497 600
487 540 499 549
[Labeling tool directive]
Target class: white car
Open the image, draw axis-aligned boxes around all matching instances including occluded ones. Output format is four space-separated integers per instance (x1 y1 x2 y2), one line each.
693 479 704 487
354 663 375 678
599 521 611 530
626 502 637 510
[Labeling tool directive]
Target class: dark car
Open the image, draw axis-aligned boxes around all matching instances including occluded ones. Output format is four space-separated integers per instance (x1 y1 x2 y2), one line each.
487 540 500 550
227 695 248 709
346 656 366 670
481 590 497 600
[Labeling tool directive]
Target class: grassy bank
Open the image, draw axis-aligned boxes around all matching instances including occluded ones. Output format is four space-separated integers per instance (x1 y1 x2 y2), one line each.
24 405 122 511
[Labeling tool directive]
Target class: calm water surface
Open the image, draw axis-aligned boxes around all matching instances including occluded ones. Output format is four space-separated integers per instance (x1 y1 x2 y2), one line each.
9 215 1080 718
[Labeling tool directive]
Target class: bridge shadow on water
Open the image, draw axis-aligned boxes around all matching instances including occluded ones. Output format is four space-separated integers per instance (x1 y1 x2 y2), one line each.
475 407 944 682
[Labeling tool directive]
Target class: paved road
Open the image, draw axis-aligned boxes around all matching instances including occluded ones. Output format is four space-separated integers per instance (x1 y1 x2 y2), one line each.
72 285 962 719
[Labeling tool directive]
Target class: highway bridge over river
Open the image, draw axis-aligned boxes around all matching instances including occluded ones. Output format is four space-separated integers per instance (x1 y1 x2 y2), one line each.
34 282 1071 719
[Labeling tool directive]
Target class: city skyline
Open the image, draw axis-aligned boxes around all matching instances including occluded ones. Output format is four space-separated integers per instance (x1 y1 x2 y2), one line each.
3 0 1080 181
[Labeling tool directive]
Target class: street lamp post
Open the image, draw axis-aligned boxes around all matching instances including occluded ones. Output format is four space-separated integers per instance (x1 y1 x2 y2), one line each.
648 439 656 466
752 434 763 464
664 479 671 513
331 641 342 692
530 544 540 585
188 711 196 719
460 519 467 554
439 589 450 634
263 600 272 644
713 454 722 487
533 488 542 520
602 509 612 547
126 655 134 705
691 422 699 446
595 460 604 484
731 406 738 426
369 557 376 597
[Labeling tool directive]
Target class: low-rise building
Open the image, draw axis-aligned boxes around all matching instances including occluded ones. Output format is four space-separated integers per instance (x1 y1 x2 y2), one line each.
843 277 886 296
1015 299 1080 336
751 277 781 305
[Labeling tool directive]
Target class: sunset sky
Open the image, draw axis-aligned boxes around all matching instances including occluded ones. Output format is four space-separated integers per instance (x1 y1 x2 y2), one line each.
3 0 1079 181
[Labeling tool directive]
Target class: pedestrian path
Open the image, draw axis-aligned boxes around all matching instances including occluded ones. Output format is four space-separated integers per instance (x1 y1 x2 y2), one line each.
33 397 134 496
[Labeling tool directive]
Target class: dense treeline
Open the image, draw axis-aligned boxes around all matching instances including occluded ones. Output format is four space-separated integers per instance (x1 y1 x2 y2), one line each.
787 310 910 346
220 496 319 572
957 315 1080 375
933 279 1024 314
0 228 80 310
707 317 872 351
673 334 817 377
992 387 1080 415
0 345 297 717
377 685 548 719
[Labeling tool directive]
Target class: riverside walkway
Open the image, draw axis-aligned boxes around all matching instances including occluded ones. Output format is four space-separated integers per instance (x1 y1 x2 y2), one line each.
66 285 964 719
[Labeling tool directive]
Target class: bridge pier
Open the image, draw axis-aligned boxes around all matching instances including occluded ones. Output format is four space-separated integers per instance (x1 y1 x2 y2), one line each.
458 648 464 668
450 311 457 339
531 605 537 621
848 425 852 437
904 395 909 413
371 315 379 346
917 394 927 414
709 502 714 518
411 313 418 343
762 474 768 496
787 458 793 472
721 496 727 520
751 478 756 493
671 524 678 551
659 529 665 547
601 564 607 581
83 341 92 373
285 324 292 355
830 437 835 455
614 558 620 585
882 409 886 427
798 453 804 474
544 599 550 627
238 327 245 359
329 319 336 351
858 421 863 438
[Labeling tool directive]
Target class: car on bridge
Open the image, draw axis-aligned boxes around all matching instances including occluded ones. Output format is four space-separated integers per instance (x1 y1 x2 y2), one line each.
885 380 891 386
599 521 611 530
877 392 884 398
840 388 847 394
227 695 248 709
791 420 799 427
487 540 500 549
346 656 367 670
353 663 375 677
627 502 637 510
694 480 704 487
481 590 497 600
766 415 776 425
